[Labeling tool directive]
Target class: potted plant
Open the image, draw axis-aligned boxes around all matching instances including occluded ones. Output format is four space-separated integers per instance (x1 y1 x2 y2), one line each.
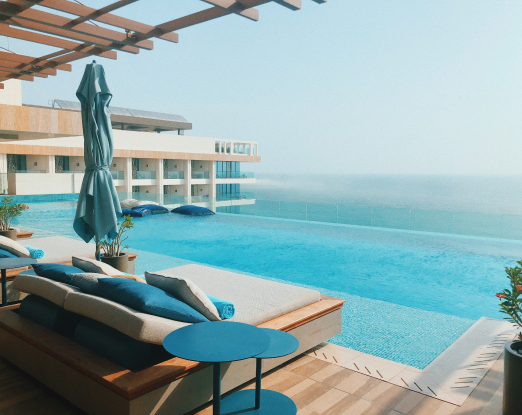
99 215 133 272
0 197 29 240
496 260 522 415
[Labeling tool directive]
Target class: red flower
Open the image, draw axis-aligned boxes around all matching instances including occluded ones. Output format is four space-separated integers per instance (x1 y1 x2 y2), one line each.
496 293 507 299
26 206 29 209
517 286 522 292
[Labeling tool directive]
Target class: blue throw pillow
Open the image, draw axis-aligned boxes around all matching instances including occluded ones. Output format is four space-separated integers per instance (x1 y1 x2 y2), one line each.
0 248 17 258
97 278 209 323
32 263 84 284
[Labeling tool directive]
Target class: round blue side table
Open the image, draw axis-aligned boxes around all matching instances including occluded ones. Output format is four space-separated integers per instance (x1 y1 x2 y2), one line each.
163 321 270 415
220 328 299 415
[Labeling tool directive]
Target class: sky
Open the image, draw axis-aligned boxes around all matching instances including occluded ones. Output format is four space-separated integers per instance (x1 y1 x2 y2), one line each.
1 0 522 175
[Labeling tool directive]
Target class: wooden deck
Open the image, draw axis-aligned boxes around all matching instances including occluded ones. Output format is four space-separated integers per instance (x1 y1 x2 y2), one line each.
0 350 504 415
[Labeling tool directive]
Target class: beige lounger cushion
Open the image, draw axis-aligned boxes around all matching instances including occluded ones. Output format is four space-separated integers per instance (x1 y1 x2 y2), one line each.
12 273 80 307
0 235 30 258
64 291 189 344
155 264 321 326
27 236 96 263
72 256 122 277
145 271 221 321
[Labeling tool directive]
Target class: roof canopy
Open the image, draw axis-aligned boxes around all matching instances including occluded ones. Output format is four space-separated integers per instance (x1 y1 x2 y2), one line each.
53 99 192 132
0 0 326 89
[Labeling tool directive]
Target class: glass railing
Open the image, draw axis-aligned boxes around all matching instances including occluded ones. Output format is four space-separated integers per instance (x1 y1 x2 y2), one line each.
191 171 209 179
57 170 84 174
216 172 254 179
110 171 124 180
216 192 255 201
8 170 46 173
135 171 156 180
164 171 184 180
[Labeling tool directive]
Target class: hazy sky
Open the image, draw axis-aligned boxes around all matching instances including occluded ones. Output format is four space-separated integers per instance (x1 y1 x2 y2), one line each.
2 1 521 175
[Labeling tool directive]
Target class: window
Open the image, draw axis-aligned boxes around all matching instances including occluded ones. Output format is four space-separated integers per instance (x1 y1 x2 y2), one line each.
226 143 231 154
215 142 219 153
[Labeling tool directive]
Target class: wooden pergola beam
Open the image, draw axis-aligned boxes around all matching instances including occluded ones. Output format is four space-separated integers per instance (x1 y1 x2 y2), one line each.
0 50 71 71
0 58 56 75
201 0 259 21
32 0 178 43
0 24 117 60
1 0 151 52
0 83 4 89
0 65 49 77
0 71 33 81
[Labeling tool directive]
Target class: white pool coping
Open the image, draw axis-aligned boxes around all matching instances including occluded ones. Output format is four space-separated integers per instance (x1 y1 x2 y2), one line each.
307 317 516 405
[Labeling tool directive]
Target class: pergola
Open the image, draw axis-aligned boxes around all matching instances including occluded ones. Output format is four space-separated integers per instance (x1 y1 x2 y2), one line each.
0 0 325 89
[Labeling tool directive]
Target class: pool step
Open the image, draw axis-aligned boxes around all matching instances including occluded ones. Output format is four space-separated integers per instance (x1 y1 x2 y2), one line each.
307 317 516 405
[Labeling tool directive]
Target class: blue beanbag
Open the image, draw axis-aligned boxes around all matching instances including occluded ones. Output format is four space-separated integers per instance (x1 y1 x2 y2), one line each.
97 278 209 323
19 295 83 336
171 205 215 216
0 248 17 258
122 208 151 217
133 204 169 214
206 295 235 319
32 263 84 284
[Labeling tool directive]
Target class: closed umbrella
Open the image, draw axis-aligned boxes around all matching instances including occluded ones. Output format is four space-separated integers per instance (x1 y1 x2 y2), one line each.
73 61 121 258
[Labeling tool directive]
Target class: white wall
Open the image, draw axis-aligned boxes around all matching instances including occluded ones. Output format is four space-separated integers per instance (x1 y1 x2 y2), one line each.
69 156 85 172
8 173 83 195
26 155 49 172
164 185 183 195
0 80 22 106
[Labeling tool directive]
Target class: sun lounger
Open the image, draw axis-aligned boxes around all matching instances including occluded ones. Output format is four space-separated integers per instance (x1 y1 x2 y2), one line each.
0 264 344 415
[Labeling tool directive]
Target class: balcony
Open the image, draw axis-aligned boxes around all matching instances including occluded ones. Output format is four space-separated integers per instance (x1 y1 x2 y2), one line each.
134 171 156 180
10 170 46 173
216 172 254 179
191 171 209 179
164 171 184 180
110 171 124 180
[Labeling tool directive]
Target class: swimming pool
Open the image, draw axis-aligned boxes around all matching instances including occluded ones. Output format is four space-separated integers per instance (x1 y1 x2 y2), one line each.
17 200 520 368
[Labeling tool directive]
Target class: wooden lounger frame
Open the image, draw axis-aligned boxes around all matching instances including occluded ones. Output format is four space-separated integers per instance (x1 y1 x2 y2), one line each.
0 295 344 415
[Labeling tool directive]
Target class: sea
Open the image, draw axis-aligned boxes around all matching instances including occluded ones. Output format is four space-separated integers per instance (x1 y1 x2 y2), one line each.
242 174 522 215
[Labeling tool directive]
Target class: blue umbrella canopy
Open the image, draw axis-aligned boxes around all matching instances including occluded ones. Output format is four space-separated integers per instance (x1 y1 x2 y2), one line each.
73 61 121 252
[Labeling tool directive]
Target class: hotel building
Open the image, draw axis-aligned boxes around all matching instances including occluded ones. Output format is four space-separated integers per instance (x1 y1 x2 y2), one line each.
0 80 259 209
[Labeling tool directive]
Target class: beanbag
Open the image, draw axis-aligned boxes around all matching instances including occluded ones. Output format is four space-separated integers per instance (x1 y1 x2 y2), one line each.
171 205 215 216
122 208 151 217
133 204 169 214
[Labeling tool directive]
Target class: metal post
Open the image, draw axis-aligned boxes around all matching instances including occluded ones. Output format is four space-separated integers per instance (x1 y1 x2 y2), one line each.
1 268 7 306
213 362 221 415
255 358 262 409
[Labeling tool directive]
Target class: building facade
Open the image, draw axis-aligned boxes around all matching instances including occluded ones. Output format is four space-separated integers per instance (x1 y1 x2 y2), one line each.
0 80 259 209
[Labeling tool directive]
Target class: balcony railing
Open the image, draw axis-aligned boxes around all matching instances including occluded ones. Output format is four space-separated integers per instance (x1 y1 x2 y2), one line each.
216 192 255 201
191 171 209 179
8 170 46 173
216 172 254 179
110 171 124 180
164 171 184 180
135 171 156 180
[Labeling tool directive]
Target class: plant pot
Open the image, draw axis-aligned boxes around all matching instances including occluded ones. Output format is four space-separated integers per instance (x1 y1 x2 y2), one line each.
0 228 17 240
504 341 522 415
101 253 128 273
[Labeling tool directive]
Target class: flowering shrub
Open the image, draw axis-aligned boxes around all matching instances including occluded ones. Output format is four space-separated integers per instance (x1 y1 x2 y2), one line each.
497 261 522 342
0 197 29 232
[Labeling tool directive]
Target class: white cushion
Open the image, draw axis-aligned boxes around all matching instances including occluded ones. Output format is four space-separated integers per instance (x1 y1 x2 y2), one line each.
0 235 30 257
12 273 80 307
145 271 221 321
120 198 139 209
135 200 159 206
72 256 122 277
63 291 189 344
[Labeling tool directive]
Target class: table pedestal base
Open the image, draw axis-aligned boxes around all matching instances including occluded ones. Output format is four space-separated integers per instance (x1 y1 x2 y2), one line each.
221 389 297 415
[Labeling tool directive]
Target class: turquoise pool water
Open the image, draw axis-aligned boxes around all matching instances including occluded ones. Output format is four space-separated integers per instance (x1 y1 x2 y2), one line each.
17 200 520 369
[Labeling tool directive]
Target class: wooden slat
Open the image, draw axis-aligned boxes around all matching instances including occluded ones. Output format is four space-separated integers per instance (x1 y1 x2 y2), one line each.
0 58 56 75
4 0 153 51
0 65 48 77
272 0 301 10
0 71 33 81
0 23 117 60
34 0 178 43
15 230 33 239
0 83 4 89
202 0 259 21
0 50 71 71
